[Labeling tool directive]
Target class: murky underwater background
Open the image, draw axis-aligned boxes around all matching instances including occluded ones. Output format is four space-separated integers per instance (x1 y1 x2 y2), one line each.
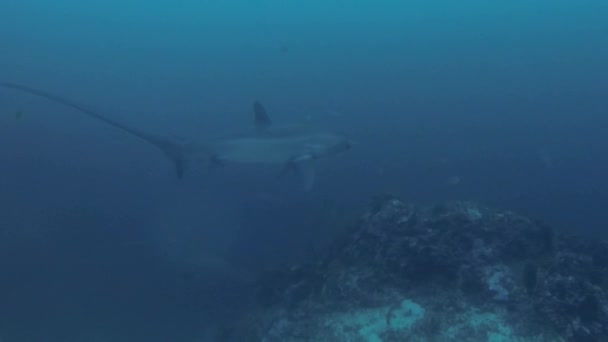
1 0 607 340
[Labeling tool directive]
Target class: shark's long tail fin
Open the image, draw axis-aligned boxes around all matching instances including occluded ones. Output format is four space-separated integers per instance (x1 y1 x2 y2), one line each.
1 82 189 178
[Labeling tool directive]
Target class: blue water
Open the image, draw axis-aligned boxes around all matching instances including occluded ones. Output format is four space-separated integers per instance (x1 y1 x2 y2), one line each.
1 1 607 340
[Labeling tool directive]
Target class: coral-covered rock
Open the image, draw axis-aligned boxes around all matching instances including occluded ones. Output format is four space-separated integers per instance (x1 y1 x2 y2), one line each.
224 197 608 341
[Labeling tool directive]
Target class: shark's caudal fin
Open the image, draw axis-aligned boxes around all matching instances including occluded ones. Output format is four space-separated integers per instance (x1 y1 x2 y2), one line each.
0 82 189 178
253 101 272 132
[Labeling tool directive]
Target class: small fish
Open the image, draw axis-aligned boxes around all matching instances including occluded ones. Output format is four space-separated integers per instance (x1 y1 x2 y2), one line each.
14 110 23 120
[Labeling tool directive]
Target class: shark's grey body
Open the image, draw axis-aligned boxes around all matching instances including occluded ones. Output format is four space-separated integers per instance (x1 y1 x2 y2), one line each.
209 132 350 164
1 83 351 186
210 100 351 165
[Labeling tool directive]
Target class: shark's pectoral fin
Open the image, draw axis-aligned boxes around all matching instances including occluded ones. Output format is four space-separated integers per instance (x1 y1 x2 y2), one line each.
278 156 316 191
278 158 296 179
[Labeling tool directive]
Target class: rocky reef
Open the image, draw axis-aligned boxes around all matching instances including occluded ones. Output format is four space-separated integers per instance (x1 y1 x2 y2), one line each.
222 196 608 341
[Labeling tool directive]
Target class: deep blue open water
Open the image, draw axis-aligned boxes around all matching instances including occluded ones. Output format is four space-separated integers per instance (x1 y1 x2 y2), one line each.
1 1 607 340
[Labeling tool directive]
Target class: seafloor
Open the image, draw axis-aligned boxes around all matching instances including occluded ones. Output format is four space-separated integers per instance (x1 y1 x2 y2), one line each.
220 196 608 342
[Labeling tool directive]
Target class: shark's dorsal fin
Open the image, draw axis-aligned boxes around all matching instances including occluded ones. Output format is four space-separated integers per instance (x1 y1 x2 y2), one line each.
253 101 272 131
